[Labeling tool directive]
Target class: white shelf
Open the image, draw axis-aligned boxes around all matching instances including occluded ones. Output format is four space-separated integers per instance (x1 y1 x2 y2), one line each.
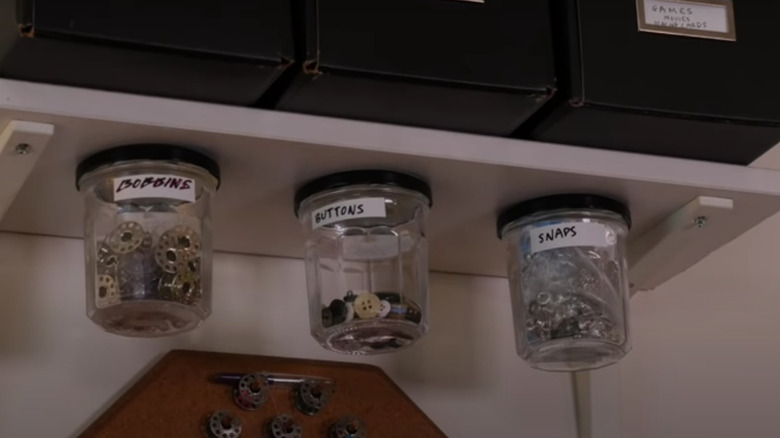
1 79 780 287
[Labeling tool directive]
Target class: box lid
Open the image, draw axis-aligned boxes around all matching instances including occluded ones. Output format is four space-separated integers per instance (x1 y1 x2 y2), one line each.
574 0 780 123
27 0 294 62
313 0 555 91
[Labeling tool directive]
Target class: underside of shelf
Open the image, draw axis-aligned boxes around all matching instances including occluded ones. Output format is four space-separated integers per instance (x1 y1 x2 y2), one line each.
1 79 780 290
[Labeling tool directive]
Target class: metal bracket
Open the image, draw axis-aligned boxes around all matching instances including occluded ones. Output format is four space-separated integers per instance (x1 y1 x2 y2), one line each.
0 121 54 221
628 196 734 294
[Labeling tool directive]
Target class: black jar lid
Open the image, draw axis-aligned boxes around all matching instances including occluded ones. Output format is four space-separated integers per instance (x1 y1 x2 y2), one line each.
496 194 631 238
294 170 432 215
76 144 220 189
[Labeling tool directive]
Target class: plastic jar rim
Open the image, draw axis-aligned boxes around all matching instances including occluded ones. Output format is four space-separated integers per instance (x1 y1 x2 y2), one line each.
75 144 220 190
294 170 432 216
497 194 631 239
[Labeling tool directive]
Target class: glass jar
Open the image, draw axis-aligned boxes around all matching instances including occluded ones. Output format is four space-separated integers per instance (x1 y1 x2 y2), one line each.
497 194 631 371
76 144 220 337
295 170 432 354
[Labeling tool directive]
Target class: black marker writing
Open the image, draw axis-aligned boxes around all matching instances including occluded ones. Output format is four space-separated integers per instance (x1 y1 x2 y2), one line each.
538 226 577 244
116 176 193 193
315 203 366 224
651 5 693 15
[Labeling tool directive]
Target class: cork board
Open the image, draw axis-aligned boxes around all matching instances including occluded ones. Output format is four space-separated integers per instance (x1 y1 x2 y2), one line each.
79 350 446 437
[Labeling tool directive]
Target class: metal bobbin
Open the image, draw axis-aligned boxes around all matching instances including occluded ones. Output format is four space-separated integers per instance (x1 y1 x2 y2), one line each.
157 273 178 301
96 243 118 275
95 274 119 308
107 221 146 254
266 414 303 438
294 379 334 416
186 257 201 274
232 372 270 411
155 225 201 274
329 415 367 438
206 411 242 438
156 269 200 303
172 272 200 303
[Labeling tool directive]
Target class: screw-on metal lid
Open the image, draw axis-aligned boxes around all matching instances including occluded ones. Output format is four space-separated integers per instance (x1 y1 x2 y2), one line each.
294 170 432 215
496 194 631 238
75 144 220 190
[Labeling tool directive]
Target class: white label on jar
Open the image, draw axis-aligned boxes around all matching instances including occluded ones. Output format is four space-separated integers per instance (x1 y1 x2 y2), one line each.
112 174 195 203
637 0 735 41
311 197 387 229
530 222 608 254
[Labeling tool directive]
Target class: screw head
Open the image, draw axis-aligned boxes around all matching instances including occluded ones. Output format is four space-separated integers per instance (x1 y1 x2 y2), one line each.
693 216 708 228
15 143 31 155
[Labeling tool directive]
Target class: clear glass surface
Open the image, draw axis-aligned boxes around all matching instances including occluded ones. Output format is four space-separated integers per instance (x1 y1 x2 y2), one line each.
298 184 430 355
502 209 631 371
79 160 217 337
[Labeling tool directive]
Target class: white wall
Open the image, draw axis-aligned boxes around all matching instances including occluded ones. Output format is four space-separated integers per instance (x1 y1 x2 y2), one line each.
615 211 780 437
5 210 780 438
0 232 575 438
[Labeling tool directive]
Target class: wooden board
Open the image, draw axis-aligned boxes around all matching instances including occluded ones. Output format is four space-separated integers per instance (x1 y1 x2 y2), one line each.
79 350 446 438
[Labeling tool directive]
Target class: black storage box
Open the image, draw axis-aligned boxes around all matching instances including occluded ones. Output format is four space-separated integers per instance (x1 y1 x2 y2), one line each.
526 0 780 164
278 0 555 135
0 0 294 105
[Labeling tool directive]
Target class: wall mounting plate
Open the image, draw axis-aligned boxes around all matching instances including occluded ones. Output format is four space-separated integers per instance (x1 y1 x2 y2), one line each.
629 196 735 293
0 120 54 222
